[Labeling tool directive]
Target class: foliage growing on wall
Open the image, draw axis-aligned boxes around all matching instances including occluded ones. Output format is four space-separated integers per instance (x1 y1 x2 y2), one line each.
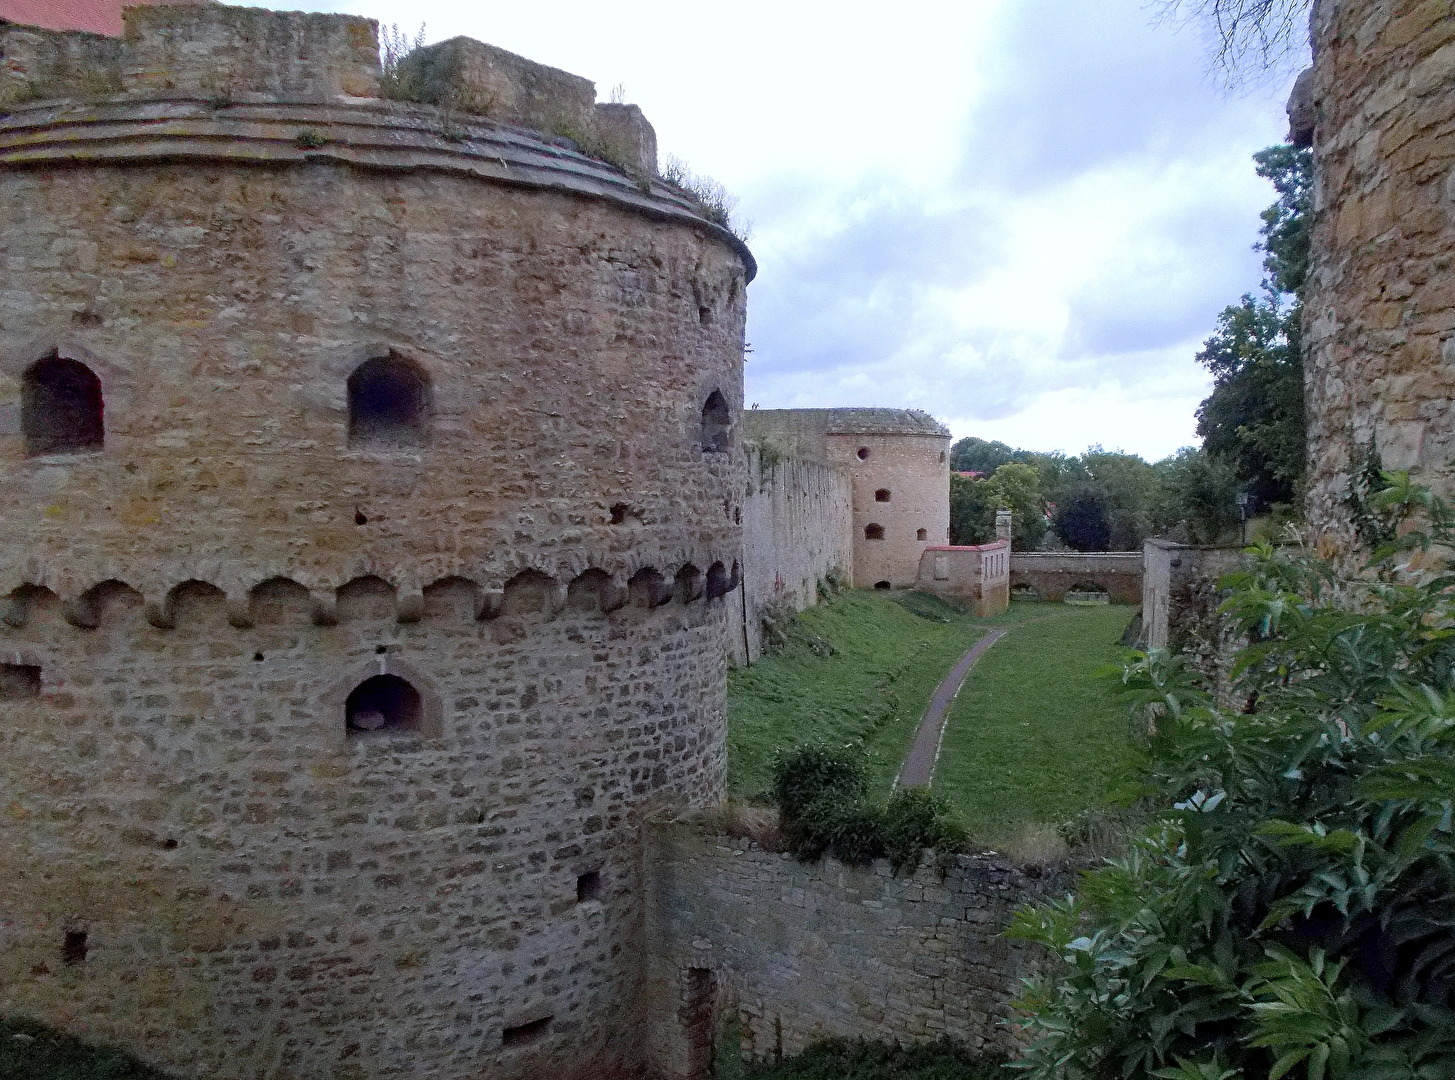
1010 474 1455 1079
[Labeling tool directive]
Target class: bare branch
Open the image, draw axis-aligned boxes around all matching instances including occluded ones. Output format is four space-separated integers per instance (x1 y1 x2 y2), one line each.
1153 0 1313 85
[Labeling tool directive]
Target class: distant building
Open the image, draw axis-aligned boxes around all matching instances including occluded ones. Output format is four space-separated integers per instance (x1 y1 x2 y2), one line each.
743 408 951 590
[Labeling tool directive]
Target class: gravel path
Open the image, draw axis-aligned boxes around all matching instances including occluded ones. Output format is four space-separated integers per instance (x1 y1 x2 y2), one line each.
895 628 1007 788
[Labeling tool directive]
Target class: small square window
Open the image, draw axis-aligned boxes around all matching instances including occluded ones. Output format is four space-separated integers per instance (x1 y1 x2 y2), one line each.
576 870 602 903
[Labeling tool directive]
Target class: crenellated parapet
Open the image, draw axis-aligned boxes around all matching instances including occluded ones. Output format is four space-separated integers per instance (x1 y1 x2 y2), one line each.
0 558 741 634
0 4 689 192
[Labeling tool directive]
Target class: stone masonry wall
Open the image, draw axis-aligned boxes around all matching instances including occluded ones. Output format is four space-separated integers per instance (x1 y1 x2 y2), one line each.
734 446 852 663
0 6 753 1078
915 542 1010 617
0 584 730 1080
1009 552 1143 604
1303 0 1455 557
642 823 1061 1079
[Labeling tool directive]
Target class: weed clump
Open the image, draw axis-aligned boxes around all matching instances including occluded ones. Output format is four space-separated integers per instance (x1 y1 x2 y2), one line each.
661 155 749 241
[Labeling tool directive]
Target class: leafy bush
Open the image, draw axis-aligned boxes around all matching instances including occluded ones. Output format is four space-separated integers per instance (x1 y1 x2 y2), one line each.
0 1016 170 1079
881 787 968 870
772 745 964 871
1010 474 1455 1079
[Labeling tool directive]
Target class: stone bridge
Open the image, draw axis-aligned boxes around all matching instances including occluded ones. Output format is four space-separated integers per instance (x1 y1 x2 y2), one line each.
1009 552 1142 604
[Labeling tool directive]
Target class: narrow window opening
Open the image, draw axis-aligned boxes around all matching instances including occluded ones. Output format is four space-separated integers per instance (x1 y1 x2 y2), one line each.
354 509 368 525
609 503 628 525
0 663 41 700
698 304 713 326
856 446 870 460
938 451 946 463
682 968 717 1075
345 674 422 735
23 356 104 456
62 929 87 966
916 528 928 541
502 1016 552 1048
576 869 602 903
700 391 731 453
347 354 429 447
875 489 891 502
864 523 884 540
874 580 892 590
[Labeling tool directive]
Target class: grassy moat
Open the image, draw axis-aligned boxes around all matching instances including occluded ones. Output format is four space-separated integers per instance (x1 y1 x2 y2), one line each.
728 588 1138 854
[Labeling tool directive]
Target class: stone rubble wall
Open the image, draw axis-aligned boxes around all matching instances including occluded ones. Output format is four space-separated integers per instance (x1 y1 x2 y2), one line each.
642 823 1062 1079
734 446 853 663
0 4 659 174
1009 552 1143 604
1303 0 1455 558
0 5 753 1078
914 541 1010 617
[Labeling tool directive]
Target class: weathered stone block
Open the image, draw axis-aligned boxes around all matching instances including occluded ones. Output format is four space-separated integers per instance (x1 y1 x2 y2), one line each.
398 35 595 138
120 4 380 99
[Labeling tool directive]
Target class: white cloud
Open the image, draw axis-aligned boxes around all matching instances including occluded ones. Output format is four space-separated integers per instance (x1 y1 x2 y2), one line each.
296 0 1301 460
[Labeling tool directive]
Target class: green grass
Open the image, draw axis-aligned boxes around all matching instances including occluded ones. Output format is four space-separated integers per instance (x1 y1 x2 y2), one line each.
728 590 1007 800
931 604 1138 849
723 1038 1006 1080
0 1017 170 1080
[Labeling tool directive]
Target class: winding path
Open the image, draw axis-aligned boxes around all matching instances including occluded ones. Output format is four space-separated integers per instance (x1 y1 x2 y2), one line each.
895 628 1007 788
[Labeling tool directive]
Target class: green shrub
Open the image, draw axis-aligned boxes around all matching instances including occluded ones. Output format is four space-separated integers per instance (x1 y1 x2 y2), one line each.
0 1016 170 1079
881 787 967 870
1009 472 1455 1078
772 744 867 820
771 746 964 871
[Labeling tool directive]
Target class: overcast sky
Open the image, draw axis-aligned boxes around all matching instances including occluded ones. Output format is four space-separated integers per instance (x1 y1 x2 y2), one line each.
299 0 1303 460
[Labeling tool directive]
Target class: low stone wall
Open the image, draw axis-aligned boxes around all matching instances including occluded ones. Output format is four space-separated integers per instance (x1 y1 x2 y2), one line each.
914 541 1010 616
734 447 853 663
1009 552 1142 603
642 822 1062 1079
1142 540 1245 652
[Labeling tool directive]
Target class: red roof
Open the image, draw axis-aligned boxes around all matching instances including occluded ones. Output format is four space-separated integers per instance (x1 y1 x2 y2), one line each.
1 0 198 37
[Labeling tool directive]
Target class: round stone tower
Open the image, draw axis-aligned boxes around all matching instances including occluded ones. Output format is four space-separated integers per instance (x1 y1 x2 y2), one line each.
0 7 751 1080
1302 0 1455 556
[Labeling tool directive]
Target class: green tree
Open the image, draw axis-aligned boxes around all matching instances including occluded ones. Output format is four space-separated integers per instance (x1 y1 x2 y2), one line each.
1154 446 1242 544
1083 449 1161 549
1195 144 1310 511
1052 484 1112 552
1012 475 1455 1079
949 436 1023 474
950 463 1046 549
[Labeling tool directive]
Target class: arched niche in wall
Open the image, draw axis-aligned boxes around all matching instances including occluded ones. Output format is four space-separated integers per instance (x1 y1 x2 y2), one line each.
700 390 731 453
325 656 444 745
0 339 129 459
347 354 430 447
23 355 104 455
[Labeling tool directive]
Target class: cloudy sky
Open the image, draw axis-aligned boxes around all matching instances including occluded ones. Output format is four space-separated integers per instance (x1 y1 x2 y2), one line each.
300 0 1303 460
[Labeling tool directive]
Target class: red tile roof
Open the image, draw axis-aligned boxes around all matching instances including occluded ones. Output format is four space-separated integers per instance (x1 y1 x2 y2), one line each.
1 0 198 37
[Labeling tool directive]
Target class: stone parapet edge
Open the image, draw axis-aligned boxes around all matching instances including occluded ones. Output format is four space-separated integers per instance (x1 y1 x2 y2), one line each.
0 95 757 281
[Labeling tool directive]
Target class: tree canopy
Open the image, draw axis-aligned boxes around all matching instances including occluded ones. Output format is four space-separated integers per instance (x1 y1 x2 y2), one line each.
1195 144 1310 513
